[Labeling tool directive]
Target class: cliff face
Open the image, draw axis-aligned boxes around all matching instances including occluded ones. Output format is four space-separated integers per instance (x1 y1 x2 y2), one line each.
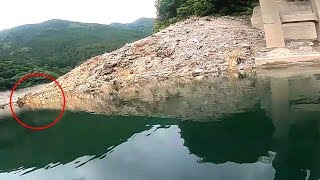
19 16 264 118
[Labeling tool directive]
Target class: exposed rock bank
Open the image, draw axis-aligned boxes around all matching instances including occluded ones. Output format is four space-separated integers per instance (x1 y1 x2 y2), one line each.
19 16 264 117
0 85 44 109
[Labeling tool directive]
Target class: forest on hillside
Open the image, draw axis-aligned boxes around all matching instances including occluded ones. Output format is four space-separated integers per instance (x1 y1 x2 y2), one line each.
154 0 258 31
0 18 154 90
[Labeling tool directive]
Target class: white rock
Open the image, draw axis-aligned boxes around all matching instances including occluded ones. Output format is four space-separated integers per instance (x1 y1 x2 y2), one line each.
193 69 203 74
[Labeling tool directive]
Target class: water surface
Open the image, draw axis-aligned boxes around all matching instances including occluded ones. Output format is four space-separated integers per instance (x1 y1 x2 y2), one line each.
0 70 319 180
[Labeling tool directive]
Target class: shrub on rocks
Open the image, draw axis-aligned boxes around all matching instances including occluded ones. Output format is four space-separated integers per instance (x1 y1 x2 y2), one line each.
154 0 258 31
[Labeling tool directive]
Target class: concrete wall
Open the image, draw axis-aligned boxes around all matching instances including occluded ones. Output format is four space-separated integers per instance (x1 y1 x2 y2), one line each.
251 0 317 40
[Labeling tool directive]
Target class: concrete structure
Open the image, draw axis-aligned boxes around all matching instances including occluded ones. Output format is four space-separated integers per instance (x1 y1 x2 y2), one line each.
252 1 317 40
255 54 320 66
256 0 320 48
254 0 320 66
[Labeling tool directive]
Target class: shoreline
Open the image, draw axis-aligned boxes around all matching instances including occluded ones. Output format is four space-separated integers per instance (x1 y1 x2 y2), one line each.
0 85 45 109
8 16 320 111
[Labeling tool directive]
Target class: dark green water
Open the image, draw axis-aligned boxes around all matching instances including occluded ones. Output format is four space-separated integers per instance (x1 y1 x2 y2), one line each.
0 73 320 180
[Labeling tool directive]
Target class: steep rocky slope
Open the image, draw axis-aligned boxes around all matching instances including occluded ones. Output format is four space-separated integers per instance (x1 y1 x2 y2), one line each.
17 16 264 119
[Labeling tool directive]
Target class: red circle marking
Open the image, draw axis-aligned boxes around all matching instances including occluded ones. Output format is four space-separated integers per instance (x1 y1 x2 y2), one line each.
9 73 66 131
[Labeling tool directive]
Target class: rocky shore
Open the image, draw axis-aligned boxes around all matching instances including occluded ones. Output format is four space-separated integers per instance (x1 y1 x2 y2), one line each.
0 86 43 109
17 16 262 109
14 16 320 115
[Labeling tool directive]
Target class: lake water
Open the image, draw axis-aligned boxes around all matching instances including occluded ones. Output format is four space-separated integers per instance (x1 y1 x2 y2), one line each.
0 69 320 180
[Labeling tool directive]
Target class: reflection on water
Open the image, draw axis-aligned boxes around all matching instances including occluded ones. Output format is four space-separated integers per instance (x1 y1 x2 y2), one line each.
22 77 259 121
0 68 319 180
0 112 277 180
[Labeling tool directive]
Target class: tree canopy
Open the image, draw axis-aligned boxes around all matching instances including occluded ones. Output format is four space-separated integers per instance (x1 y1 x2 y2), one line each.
154 0 258 31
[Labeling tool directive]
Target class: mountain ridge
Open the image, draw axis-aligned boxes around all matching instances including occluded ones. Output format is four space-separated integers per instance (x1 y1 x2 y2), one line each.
0 18 154 90
0 17 154 33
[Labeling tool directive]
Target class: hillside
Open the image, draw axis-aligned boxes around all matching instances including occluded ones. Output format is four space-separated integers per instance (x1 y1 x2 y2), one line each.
18 16 264 115
0 18 154 90
154 0 257 31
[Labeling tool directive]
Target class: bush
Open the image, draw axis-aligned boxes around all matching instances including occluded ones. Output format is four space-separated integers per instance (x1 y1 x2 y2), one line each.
154 0 258 32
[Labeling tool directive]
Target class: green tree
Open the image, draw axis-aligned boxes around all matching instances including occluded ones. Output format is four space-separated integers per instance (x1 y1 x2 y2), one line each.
154 0 258 31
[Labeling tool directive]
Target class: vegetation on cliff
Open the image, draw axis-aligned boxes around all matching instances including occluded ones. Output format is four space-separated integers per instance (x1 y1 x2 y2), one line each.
0 18 154 90
154 0 258 31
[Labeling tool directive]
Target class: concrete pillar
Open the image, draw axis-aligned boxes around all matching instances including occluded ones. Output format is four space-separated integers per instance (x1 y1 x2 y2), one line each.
259 0 286 48
311 0 320 41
